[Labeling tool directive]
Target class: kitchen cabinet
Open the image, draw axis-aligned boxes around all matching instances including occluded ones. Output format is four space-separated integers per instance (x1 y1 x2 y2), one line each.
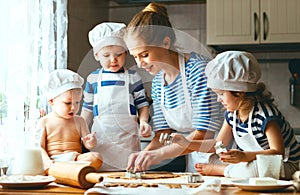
207 0 300 45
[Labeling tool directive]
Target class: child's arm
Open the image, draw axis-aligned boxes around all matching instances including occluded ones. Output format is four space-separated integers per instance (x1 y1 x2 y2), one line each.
81 109 94 127
36 119 53 171
221 120 285 163
79 116 97 150
138 106 152 137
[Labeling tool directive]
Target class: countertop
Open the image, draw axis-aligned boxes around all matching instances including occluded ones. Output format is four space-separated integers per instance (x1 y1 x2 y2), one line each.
0 172 299 195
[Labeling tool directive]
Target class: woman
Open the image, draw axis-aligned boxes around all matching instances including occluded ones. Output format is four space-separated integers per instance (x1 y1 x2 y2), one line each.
124 2 223 172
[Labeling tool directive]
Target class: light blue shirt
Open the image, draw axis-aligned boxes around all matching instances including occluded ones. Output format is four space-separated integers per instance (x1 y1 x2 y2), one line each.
151 52 223 132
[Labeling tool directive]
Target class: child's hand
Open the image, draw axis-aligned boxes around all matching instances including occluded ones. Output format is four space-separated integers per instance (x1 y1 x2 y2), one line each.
219 149 247 163
139 121 152 138
171 133 190 148
44 159 54 174
82 132 97 149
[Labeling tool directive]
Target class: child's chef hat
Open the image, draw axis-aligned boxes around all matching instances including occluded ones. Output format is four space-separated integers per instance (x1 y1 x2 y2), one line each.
45 69 84 100
88 22 127 60
205 51 261 92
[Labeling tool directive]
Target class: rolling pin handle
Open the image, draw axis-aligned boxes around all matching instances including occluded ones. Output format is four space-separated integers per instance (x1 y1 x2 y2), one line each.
85 172 104 184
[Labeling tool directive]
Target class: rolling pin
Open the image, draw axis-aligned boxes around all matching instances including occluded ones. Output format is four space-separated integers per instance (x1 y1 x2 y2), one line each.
48 161 103 189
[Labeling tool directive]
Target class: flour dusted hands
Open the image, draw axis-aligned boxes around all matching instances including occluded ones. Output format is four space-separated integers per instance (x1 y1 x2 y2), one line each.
139 120 152 138
82 132 97 150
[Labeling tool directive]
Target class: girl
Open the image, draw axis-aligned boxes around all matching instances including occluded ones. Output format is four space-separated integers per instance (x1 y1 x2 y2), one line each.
171 51 300 179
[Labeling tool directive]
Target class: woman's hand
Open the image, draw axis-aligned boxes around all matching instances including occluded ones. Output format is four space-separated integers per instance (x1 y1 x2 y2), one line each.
127 150 162 172
171 133 190 148
127 152 139 170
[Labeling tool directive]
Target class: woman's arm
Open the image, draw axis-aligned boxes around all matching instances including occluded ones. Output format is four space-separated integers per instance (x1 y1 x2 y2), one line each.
144 129 173 151
171 119 233 153
148 128 216 161
184 129 215 153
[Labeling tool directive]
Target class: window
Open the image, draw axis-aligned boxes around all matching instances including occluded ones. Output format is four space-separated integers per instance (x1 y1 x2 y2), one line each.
0 0 68 160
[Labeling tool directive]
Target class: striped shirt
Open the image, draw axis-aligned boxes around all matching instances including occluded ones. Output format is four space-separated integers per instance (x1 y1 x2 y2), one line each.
225 102 300 163
152 52 223 132
82 67 149 116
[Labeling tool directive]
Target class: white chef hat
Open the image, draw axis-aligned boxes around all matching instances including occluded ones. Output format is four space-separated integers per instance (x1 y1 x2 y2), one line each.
88 22 127 60
44 69 84 100
205 51 261 92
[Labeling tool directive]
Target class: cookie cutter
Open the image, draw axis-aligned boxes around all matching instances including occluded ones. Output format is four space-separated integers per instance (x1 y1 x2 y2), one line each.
159 133 173 145
188 173 203 183
214 141 227 156
125 169 144 179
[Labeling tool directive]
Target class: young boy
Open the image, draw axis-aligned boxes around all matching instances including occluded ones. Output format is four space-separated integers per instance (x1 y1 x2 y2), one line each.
81 22 151 171
36 69 103 171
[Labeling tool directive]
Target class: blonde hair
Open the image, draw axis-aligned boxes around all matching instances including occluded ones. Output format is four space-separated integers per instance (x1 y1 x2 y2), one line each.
232 83 274 117
125 2 176 49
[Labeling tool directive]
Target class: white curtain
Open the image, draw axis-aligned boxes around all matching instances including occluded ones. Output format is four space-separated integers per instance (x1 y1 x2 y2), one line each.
0 0 68 160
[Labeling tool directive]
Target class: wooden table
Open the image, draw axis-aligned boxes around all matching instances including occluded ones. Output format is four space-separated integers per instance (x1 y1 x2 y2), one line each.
0 184 299 195
1 174 300 195
0 183 299 195
0 183 86 195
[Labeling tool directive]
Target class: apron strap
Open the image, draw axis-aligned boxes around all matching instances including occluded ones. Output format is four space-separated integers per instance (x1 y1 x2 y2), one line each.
232 107 254 137
161 54 191 110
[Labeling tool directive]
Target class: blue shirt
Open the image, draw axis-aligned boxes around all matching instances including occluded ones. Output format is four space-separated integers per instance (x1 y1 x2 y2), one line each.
225 102 300 163
151 52 223 132
82 67 149 116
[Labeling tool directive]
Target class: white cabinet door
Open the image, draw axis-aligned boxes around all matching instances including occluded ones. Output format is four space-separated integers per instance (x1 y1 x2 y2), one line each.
260 0 300 43
207 0 259 45
207 0 300 45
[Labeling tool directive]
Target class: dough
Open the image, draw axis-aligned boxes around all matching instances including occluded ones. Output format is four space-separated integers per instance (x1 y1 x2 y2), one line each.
107 172 179 180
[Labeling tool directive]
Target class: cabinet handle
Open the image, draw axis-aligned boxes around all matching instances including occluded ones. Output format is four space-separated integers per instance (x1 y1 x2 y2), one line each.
263 12 269 40
254 12 259 41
